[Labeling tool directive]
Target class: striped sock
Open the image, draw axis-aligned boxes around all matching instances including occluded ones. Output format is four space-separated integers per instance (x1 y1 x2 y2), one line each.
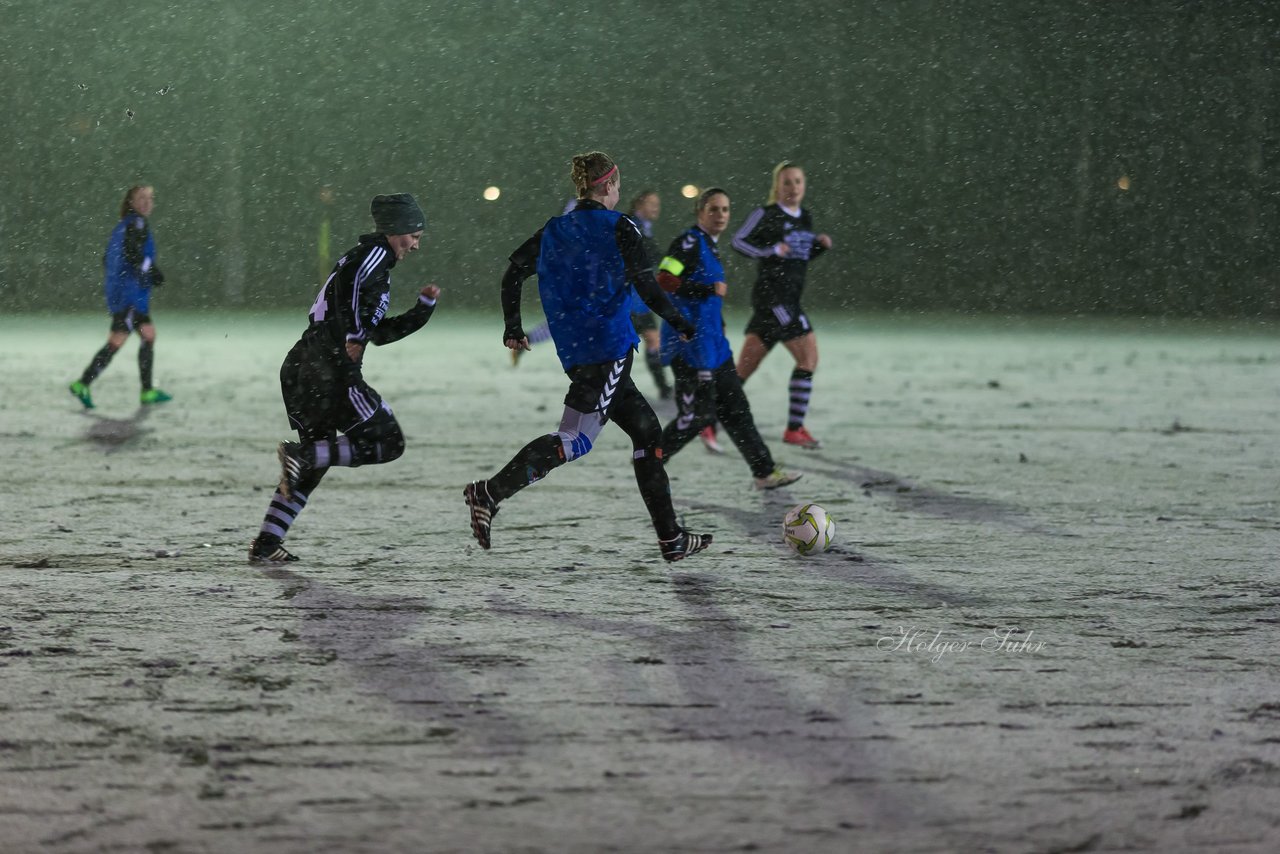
311 436 354 468
257 487 311 548
527 322 554 345
788 369 814 430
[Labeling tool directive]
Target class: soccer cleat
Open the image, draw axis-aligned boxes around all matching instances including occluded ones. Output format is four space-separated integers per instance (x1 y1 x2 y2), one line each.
699 424 725 454
69 381 94 409
463 480 499 550
659 529 713 562
782 426 822 450
140 388 173 405
277 442 310 501
754 467 803 491
248 538 299 566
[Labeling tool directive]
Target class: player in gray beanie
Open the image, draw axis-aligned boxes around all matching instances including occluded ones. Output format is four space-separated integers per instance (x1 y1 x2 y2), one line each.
248 190 441 566
371 193 426 235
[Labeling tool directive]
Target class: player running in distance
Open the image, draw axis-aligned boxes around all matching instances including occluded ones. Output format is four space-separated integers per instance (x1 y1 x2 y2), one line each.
69 185 172 409
732 161 832 449
656 188 802 490
249 193 440 565
464 151 712 562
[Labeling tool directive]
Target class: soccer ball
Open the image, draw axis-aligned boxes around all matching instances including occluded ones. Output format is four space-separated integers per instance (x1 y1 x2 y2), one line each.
783 503 835 556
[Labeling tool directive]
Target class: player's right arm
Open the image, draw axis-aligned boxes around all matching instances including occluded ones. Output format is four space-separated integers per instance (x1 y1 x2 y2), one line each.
657 230 715 299
731 206 782 259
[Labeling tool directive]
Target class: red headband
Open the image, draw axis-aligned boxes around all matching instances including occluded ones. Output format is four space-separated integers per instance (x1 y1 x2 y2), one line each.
591 165 618 186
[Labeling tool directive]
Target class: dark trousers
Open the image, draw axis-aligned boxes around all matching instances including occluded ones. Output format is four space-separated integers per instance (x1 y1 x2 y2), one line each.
661 357 775 478
486 351 680 540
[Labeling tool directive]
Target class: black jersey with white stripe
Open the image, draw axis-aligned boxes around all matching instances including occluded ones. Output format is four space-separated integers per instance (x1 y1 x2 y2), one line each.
730 204 827 310
303 233 435 357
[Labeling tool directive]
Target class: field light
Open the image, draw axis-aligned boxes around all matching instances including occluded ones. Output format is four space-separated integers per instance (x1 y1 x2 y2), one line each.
681 184 699 199
483 186 501 201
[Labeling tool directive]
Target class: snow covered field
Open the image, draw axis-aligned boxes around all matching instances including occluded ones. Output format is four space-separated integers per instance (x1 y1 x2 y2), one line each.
1 309 1277 853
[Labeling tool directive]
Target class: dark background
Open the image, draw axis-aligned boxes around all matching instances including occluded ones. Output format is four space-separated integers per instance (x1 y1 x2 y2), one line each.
1 0 1275 316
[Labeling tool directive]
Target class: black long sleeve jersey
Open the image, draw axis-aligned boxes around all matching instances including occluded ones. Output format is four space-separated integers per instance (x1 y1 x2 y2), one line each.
626 214 662 274
500 199 693 340
730 204 827 311
302 233 435 365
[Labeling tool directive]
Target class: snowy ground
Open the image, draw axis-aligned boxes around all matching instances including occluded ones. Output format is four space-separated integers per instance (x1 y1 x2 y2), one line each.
1 309 1278 854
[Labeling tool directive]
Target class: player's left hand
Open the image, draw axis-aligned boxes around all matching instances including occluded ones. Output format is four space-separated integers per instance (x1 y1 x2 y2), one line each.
817 234 833 249
420 285 440 300
345 341 366 364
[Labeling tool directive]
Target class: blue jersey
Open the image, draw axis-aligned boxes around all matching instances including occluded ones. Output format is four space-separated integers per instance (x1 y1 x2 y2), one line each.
536 208 638 369
658 226 733 370
103 214 157 314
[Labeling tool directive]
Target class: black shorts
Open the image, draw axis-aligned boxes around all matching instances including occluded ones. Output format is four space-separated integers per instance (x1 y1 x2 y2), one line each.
279 336 392 440
745 304 813 348
110 308 152 333
563 350 635 420
631 311 657 334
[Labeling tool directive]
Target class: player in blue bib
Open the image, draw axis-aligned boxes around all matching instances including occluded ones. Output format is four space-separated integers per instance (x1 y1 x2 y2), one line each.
464 151 712 563
657 189 801 491
68 185 173 409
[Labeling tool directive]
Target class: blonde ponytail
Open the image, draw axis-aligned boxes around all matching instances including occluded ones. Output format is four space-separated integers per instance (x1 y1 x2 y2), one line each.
570 151 619 199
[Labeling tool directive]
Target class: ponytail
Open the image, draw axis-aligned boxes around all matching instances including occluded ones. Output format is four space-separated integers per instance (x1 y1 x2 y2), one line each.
570 151 618 199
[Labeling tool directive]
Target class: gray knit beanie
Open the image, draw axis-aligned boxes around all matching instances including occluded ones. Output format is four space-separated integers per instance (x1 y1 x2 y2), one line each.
370 193 426 235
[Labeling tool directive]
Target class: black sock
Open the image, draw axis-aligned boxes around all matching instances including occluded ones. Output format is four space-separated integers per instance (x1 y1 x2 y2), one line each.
81 344 118 386
633 449 679 540
138 341 154 391
487 434 566 503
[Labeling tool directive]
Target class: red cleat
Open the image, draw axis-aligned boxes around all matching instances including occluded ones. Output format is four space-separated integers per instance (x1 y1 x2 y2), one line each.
782 426 822 450
699 424 724 455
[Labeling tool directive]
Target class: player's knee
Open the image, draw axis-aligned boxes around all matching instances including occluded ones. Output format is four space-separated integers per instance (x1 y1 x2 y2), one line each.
554 430 593 462
381 429 406 462
634 437 664 462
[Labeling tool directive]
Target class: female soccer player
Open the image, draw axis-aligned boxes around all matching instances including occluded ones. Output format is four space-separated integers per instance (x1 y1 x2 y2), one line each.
656 188 801 490
512 190 672 403
249 193 440 565
731 161 832 449
464 151 711 562
69 185 172 409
